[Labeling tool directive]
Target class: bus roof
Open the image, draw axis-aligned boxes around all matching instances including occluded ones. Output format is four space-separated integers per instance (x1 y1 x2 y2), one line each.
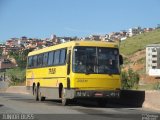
28 41 118 56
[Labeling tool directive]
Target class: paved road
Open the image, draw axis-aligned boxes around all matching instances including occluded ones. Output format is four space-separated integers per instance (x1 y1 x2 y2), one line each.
0 93 159 120
0 81 8 91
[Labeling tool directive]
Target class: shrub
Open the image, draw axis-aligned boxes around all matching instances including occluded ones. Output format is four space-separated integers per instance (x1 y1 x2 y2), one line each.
6 67 26 85
154 82 160 90
121 68 140 89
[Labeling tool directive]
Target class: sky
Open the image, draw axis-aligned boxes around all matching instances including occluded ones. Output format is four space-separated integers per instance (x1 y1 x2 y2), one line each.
0 0 160 42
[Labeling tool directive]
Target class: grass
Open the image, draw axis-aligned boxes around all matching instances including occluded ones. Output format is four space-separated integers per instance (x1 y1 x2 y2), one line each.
138 82 160 90
120 29 160 55
137 84 155 90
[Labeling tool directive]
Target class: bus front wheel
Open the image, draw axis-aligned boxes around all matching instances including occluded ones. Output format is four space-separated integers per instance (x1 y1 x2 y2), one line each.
36 86 45 101
61 88 70 106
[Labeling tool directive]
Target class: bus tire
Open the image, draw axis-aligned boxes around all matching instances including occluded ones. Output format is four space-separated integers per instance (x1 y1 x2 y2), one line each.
36 85 40 101
36 86 45 101
61 88 70 106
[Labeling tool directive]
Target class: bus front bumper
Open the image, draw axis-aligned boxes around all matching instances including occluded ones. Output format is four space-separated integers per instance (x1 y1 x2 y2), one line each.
65 89 120 99
75 90 120 98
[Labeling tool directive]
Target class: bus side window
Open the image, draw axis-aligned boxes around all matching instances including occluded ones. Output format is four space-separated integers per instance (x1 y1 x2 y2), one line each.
48 51 54 66
43 52 48 66
33 55 38 67
28 56 33 68
37 54 43 67
59 49 66 64
54 50 60 65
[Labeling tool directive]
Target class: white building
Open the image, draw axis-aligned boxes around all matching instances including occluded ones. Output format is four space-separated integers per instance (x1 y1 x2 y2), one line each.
89 35 101 41
128 27 142 37
146 44 160 75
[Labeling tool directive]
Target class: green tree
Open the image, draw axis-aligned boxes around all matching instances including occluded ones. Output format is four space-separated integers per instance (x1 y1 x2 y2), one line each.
6 67 26 85
8 48 33 68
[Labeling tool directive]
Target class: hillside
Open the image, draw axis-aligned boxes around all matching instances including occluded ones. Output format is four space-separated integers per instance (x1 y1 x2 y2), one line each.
120 29 160 87
120 29 160 55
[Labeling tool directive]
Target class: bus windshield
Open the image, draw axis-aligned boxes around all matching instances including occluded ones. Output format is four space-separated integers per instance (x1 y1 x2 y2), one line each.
73 46 119 74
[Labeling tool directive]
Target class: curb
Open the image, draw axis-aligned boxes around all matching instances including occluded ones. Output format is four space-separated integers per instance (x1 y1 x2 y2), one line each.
143 102 160 112
143 90 160 112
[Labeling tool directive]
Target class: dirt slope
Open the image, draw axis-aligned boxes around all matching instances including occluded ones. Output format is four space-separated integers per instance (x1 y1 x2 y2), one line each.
123 49 158 84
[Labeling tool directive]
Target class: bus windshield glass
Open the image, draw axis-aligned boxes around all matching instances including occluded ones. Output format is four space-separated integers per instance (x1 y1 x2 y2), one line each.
73 46 119 74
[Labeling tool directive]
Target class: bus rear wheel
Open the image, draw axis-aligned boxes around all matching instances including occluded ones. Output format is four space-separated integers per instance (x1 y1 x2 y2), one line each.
61 88 70 106
33 87 38 101
35 86 40 101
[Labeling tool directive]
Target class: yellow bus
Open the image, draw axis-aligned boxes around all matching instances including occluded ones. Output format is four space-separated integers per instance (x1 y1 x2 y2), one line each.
26 41 123 106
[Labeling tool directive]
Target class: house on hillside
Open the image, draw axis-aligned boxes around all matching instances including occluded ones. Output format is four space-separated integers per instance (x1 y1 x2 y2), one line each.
0 58 17 70
89 35 101 41
128 27 142 37
143 28 153 32
5 38 19 47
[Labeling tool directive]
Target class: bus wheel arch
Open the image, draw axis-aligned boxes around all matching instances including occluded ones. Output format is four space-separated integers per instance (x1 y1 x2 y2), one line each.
59 83 70 106
61 87 70 106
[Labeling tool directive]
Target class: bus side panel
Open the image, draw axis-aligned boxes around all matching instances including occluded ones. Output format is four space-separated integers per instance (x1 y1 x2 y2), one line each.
26 65 67 99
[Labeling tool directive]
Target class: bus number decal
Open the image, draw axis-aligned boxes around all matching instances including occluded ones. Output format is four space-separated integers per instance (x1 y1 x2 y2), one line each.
49 68 56 74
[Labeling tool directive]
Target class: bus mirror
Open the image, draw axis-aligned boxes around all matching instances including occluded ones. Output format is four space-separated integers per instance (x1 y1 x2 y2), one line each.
119 54 123 65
